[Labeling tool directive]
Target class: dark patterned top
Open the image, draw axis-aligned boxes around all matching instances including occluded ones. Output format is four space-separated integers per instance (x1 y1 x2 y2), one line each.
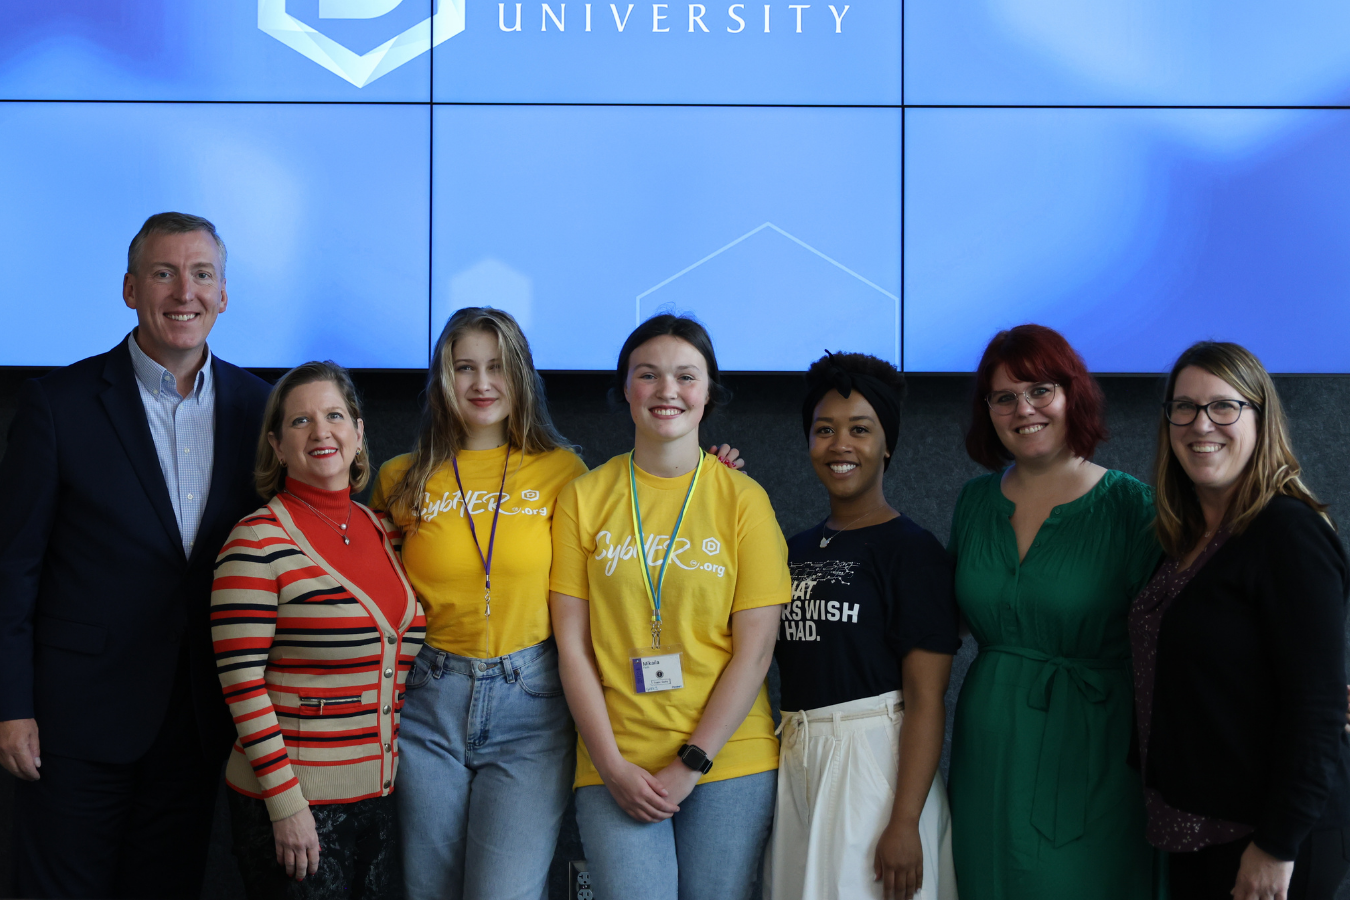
1128 530 1253 852
777 515 960 712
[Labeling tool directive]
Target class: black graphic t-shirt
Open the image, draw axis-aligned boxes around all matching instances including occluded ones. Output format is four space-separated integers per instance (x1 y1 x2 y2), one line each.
776 515 961 712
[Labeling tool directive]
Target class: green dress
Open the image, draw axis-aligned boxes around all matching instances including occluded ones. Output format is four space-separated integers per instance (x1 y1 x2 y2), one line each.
947 470 1161 899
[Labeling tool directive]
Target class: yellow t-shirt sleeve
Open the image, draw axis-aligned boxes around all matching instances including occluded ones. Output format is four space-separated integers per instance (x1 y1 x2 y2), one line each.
549 480 591 600
369 454 412 513
562 451 590 482
731 487 791 614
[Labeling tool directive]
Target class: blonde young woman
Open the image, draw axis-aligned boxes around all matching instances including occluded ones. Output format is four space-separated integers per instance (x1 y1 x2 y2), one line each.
371 308 740 900
1129 342 1350 900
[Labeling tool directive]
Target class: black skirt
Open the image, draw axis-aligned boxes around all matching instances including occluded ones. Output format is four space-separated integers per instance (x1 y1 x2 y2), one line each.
227 789 402 900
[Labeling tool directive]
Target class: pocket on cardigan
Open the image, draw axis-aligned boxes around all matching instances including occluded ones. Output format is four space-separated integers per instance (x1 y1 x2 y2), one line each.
294 691 366 763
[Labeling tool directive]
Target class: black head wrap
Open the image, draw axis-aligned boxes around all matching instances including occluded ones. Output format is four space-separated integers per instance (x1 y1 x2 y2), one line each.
800 352 903 469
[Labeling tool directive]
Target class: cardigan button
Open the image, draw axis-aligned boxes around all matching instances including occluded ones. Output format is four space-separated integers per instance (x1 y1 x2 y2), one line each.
386 634 396 645
384 668 394 678
383 704 391 715
383 780 391 789
384 743 391 753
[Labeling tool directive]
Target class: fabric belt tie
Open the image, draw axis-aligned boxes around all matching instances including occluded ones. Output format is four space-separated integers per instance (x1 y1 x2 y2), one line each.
983 644 1126 849
776 697 903 771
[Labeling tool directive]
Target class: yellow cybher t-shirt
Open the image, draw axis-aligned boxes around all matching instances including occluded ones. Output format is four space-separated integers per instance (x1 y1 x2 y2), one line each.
372 445 588 658
550 451 790 788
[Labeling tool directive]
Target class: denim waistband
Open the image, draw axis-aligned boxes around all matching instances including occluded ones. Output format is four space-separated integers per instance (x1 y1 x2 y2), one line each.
416 636 557 683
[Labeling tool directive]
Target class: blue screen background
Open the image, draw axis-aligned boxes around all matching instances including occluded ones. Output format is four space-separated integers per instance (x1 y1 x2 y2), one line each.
905 108 1350 374
432 105 900 371
0 102 430 368
2 2 1348 371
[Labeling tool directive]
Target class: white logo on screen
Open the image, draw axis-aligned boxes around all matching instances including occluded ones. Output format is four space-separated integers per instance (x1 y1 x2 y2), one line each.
258 0 465 88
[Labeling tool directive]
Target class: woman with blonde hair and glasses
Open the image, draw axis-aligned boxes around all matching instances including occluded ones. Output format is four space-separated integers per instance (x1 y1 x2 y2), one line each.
371 308 741 900
1129 341 1350 900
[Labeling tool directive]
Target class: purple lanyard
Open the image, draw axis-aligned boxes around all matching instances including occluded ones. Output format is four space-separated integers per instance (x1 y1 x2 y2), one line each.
450 447 511 607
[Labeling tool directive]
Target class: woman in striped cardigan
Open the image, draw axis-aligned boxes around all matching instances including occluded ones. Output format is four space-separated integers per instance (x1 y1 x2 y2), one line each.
211 361 426 900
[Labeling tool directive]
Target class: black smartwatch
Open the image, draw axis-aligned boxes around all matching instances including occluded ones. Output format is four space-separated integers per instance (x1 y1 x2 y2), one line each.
677 743 713 774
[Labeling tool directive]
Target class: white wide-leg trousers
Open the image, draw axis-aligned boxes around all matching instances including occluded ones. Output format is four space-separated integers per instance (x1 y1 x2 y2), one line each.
767 690 957 900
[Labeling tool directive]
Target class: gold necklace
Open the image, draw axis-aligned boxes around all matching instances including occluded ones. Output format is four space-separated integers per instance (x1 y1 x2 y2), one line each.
282 490 353 546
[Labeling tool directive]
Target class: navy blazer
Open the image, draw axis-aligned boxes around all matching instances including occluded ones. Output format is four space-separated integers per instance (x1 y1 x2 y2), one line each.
0 337 271 764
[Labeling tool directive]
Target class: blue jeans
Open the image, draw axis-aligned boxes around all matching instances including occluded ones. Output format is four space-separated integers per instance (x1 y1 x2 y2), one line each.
396 638 575 900
575 768 777 900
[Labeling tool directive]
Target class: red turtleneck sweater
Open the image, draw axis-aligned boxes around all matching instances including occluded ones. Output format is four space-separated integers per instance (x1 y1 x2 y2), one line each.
277 476 408 627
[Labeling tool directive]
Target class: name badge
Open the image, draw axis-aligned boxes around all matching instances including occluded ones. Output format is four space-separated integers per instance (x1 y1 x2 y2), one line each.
630 646 684 694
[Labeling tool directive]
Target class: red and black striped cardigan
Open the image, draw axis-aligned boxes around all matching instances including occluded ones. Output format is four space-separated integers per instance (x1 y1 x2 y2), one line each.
210 495 427 822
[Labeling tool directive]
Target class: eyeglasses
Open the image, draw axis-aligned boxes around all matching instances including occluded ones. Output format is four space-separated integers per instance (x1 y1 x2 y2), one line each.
1163 399 1257 427
986 383 1058 415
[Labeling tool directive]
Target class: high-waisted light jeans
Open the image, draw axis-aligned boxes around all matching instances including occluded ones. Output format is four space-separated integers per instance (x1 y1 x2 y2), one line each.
396 638 575 900
575 768 777 900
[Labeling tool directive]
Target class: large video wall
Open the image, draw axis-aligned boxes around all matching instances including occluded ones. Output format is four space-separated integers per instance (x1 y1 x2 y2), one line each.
2 2 1348 371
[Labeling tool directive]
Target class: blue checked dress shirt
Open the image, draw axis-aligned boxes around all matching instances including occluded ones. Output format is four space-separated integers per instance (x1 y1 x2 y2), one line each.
127 333 216 557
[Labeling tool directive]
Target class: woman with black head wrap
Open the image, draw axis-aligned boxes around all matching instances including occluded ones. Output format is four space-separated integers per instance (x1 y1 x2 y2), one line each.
767 352 960 900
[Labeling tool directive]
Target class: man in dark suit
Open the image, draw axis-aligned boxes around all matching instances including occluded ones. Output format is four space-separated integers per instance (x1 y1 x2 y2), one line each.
0 212 273 898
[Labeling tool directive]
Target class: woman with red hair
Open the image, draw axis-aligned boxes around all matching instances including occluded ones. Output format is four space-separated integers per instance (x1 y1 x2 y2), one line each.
946 325 1161 899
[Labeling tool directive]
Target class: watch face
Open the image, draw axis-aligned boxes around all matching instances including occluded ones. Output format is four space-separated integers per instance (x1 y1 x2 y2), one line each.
680 744 709 772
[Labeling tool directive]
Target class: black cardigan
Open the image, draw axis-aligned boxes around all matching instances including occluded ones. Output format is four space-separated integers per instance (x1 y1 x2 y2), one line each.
1146 495 1350 861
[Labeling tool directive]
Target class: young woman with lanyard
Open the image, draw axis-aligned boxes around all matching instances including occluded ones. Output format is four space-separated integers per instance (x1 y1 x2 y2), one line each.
371 308 742 900
370 308 583 900
550 314 790 900
769 352 960 900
